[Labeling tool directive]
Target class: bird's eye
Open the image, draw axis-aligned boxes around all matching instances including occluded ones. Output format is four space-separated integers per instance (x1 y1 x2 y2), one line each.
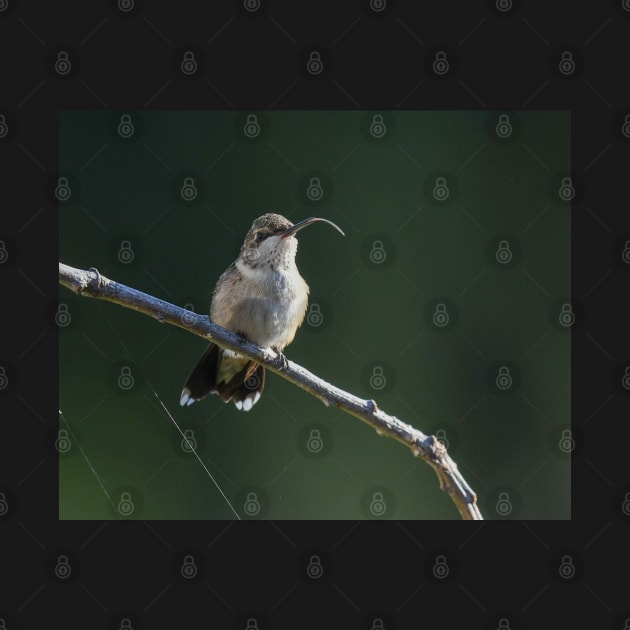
255 232 266 242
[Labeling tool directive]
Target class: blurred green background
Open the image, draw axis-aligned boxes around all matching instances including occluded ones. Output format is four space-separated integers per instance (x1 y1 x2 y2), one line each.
59 110 570 520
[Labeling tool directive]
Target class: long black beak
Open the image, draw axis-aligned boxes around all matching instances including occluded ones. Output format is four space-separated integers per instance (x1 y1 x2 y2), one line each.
280 217 345 239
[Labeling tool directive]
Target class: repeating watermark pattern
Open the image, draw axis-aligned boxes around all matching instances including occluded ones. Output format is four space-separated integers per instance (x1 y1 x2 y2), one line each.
4 2 621 622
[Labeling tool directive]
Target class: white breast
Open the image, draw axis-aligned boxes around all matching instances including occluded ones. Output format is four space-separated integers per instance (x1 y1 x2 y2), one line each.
234 261 308 348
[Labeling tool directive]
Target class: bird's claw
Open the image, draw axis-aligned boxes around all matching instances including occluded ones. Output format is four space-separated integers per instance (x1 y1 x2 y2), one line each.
272 347 289 370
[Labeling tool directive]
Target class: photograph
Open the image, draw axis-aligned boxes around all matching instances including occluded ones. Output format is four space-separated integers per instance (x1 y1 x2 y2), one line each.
58 109 570 519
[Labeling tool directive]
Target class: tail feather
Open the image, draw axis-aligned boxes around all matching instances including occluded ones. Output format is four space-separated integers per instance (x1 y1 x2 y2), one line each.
180 343 265 411
227 364 265 411
180 343 221 406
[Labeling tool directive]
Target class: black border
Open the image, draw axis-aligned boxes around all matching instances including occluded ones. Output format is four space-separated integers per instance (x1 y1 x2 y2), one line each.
2 0 628 627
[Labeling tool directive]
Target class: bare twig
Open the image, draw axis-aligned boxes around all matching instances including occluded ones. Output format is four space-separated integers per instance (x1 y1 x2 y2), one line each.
59 262 483 520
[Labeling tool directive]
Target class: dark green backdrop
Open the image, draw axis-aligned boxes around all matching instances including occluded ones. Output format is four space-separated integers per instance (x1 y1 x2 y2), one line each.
59 110 570 519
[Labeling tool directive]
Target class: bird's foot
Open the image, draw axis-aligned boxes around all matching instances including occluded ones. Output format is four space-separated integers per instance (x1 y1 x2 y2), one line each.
271 347 289 370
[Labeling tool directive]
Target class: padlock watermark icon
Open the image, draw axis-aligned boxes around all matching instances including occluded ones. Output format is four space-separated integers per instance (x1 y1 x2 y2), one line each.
369 491 387 516
495 366 512 391
369 240 386 264
117 365 135 390
306 51 323 75
558 303 575 327
243 491 261 516
0 114 8 138
307 303 324 327
495 491 512 516
495 240 512 264
0 492 8 516
180 177 198 201
117 240 134 264
432 555 449 579
306 176 324 201
55 303 72 327
369 0 387 12
369 114 387 138
118 114 135 138
180 51 198 75
118 0 135 11
435 428 449 450
369 365 386 390
432 176 450 201
118 618 134 630
54 554 72 579
243 114 261 138
306 554 324 579
117 491 135 516
306 428 324 453
55 429 72 453
55 177 72 201
181 429 197 453
558 177 575 201
370 239 387 265
180 555 198 579
558 554 575 579
558 51 575 76
432 51 449 75
495 114 512 138
54 51 72 76
558 429 574 453
245 370 261 391
432 303 450 328
181 303 196 326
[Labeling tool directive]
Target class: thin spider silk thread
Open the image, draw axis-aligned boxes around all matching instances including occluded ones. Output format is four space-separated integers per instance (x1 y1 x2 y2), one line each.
143 376 241 519
80 300 242 519
58 409 121 519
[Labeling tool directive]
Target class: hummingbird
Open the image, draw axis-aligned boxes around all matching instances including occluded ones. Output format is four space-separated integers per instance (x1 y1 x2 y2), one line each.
180 213 344 411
